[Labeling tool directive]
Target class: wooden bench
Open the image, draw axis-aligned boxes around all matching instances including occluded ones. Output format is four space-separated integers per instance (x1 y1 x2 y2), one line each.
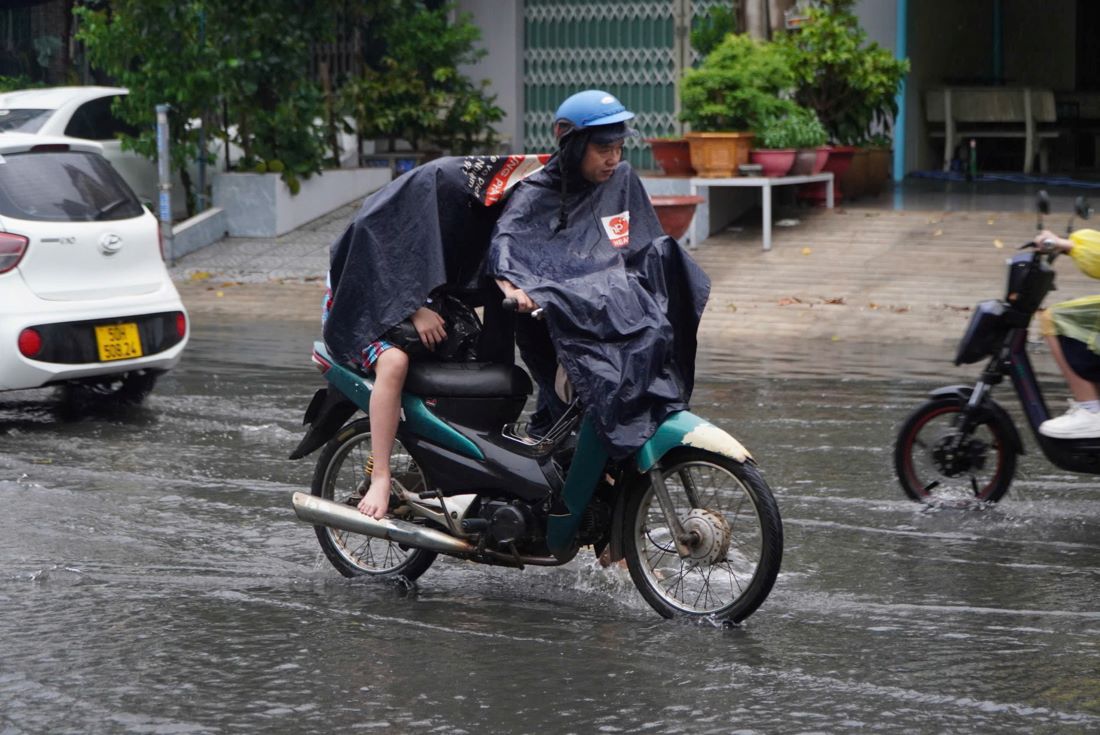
925 87 1059 174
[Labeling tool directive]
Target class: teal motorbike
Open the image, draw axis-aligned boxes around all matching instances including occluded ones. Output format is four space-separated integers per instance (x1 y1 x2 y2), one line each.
289 303 783 624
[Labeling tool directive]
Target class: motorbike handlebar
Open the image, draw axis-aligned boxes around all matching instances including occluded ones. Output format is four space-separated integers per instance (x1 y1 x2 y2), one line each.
501 297 544 319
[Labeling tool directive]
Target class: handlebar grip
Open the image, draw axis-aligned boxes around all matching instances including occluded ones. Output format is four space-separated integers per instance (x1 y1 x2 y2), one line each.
502 297 518 311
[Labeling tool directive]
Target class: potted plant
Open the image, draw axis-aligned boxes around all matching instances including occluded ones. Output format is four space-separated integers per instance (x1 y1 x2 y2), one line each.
646 137 695 176
784 108 830 175
749 112 813 177
777 0 908 199
679 33 799 177
863 134 892 196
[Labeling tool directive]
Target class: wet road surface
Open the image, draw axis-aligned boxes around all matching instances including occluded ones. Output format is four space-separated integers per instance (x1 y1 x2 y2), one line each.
1 315 1098 733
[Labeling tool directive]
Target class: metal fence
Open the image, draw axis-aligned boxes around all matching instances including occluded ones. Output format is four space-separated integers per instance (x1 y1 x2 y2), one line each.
523 0 735 169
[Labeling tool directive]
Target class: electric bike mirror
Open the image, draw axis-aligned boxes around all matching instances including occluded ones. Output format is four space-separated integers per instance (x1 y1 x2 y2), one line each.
1037 190 1050 215
1075 196 1092 221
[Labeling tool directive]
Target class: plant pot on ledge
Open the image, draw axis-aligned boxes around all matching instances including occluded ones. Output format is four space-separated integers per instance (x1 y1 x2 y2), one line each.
646 137 696 176
749 148 796 177
650 195 705 241
798 145 856 204
684 132 755 178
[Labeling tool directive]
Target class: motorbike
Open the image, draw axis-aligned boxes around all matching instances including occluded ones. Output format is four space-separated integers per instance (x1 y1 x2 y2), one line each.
894 192 1099 504
288 300 783 624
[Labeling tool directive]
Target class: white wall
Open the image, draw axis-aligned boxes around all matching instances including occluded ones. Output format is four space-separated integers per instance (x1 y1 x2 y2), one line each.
456 0 524 153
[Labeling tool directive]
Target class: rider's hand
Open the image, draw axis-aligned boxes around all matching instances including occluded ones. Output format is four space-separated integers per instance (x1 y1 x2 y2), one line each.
1033 230 1073 254
410 307 446 350
495 278 539 313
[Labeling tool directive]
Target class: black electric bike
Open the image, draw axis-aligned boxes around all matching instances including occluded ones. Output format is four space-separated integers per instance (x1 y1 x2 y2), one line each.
894 192 1099 504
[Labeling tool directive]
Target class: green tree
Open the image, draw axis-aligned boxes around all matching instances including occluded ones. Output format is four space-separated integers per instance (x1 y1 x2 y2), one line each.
778 0 909 145
340 1 502 154
75 0 218 216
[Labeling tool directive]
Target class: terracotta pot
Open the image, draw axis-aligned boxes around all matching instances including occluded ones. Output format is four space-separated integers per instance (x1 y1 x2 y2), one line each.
865 148 891 196
684 132 755 178
650 194 705 241
799 145 857 204
838 147 870 200
789 148 816 175
645 138 696 176
749 149 796 177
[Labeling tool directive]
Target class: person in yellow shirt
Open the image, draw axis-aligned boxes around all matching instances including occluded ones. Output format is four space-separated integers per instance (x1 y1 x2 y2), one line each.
1032 227 1100 438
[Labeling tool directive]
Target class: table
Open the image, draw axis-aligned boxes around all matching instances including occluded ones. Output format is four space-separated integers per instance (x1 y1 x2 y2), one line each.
690 172 834 251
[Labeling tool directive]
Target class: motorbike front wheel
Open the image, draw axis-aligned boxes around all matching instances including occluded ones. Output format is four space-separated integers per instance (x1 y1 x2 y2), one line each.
623 449 783 624
894 397 1017 504
311 418 437 580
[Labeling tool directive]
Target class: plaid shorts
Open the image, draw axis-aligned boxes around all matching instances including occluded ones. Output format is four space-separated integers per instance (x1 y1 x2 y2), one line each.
360 340 395 369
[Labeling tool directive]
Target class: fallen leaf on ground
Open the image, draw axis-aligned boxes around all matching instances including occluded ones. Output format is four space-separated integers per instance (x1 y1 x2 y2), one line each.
987 219 995 225
219 281 241 288
892 306 910 313
932 229 943 237
190 271 212 281
823 297 846 305
778 296 804 306
216 291 224 298
727 303 738 313
801 247 813 256
993 239 1004 248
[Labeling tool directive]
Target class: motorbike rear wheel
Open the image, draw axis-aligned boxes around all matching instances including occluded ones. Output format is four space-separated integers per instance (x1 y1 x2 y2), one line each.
894 397 1017 504
311 418 437 580
623 449 783 624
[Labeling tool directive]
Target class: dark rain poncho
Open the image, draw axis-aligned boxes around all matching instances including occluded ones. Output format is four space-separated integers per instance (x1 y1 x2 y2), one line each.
488 157 711 457
323 155 548 366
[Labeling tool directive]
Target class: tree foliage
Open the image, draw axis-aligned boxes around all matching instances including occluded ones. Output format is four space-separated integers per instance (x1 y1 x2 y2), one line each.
339 1 502 154
777 0 909 145
679 33 798 132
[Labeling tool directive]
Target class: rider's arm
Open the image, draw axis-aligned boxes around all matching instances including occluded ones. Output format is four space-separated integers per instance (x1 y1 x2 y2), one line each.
1068 229 1100 279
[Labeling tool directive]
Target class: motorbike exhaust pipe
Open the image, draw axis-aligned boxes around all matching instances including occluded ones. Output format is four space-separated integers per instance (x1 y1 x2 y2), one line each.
291 492 475 556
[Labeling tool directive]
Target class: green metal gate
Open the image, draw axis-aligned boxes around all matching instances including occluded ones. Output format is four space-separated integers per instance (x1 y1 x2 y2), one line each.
524 0 735 169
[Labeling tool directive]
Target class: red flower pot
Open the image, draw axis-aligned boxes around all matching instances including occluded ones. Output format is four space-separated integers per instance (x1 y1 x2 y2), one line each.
650 195 705 241
799 145 856 204
749 149 796 177
646 138 696 177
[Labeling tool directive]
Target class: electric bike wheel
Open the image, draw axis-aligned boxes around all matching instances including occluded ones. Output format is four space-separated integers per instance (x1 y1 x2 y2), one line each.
894 397 1017 504
311 418 437 580
623 449 783 624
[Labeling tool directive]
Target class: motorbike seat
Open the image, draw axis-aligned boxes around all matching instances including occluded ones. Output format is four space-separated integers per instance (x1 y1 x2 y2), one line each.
405 362 532 398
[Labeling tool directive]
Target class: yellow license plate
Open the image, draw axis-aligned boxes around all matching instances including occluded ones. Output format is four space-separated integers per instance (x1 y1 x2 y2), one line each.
94 323 143 362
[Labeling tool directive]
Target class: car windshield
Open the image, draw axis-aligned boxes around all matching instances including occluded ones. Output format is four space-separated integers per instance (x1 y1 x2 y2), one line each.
0 150 144 222
0 108 53 133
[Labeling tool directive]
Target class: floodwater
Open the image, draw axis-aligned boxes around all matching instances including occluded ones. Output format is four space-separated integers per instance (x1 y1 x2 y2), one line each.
2 316 1098 734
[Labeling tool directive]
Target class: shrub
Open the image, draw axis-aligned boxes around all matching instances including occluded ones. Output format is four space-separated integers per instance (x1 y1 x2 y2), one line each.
680 33 799 132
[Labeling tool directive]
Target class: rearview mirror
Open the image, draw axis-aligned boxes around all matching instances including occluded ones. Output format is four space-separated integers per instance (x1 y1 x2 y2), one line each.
1075 196 1092 220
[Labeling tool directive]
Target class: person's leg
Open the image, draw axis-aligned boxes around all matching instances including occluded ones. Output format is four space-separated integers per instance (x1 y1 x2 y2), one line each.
1046 334 1100 403
515 318 567 435
359 347 409 519
1040 335 1100 439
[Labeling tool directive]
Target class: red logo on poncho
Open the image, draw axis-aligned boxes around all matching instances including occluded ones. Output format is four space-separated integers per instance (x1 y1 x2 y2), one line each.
601 211 630 247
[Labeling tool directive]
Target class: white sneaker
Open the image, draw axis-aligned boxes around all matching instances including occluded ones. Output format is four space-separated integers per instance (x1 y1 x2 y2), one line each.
1039 401 1100 439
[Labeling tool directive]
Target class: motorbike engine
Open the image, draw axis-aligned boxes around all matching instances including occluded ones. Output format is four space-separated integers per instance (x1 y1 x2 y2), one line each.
476 500 538 547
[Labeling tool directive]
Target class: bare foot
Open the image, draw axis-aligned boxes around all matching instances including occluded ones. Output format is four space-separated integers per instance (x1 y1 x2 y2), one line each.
357 475 391 520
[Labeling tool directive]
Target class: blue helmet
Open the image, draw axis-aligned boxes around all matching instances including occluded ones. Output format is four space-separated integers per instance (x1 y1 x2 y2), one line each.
554 90 635 137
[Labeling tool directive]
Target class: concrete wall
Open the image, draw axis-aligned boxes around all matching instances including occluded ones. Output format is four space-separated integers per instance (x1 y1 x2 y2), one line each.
456 0 525 153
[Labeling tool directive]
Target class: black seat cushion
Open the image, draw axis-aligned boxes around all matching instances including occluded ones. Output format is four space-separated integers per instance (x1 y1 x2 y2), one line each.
405 362 532 398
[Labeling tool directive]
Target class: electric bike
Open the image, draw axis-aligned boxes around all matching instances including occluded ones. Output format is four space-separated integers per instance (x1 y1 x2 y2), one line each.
289 301 783 623
894 193 1099 504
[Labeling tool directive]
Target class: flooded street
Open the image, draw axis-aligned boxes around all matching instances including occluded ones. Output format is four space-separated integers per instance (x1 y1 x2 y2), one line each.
2 314 1099 733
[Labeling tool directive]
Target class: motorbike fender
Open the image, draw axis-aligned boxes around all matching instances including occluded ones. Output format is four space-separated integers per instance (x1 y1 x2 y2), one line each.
927 385 1026 456
287 387 358 460
634 411 752 474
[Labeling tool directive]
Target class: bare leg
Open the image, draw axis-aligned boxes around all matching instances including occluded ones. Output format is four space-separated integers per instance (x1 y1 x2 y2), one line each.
1045 334 1100 403
358 348 409 519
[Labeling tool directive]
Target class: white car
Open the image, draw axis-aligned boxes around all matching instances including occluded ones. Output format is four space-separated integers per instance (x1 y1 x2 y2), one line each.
0 134 188 402
0 85 191 219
